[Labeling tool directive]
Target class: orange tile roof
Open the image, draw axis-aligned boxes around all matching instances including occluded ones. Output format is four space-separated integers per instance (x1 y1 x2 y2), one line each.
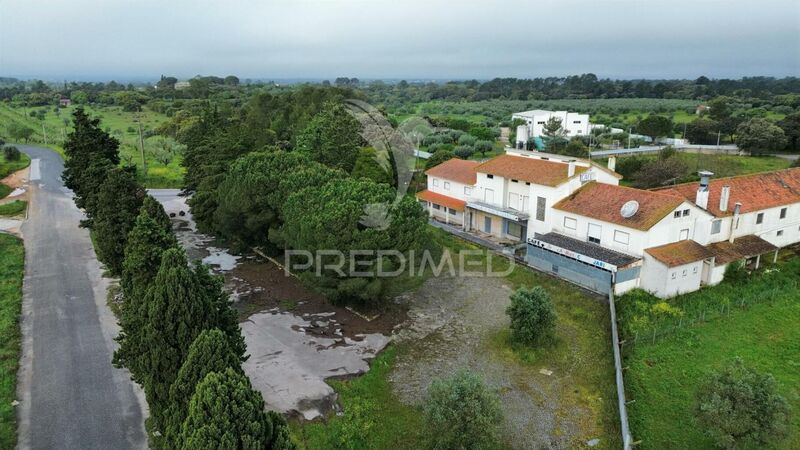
645 240 714 267
705 235 777 265
474 154 587 186
655 168 800 217
424 159 479 185
415 190 466 211
553 182 685 231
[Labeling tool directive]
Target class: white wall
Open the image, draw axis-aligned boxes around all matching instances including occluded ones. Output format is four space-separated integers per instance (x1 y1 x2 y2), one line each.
427 176 473 202
513 111 591 137
640 254 704 298
699 204 800 248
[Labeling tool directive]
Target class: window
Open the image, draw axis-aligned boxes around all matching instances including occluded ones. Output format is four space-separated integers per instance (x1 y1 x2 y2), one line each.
448 208 457 215
564 217 577 230
444 181 450 190
671 272 676 279
507 221 522 238
756 212 764 224
573 120 581 124
536 197 546 221
777 230 784 237
780 208 787 219
537 121 545 125
432 179 439 187
486 174 494 179
509 192 520 210
525 182 530 186
682 209 690 217
682 269 687 277
522 196 530 212
674 211 681 218
484 188 495 203
679 228 689 240
588 223 602 244
432 204 440 210
511 179 518 183
614 230 630 245
464 186 472 196
693 266 698 274
711 219 722 235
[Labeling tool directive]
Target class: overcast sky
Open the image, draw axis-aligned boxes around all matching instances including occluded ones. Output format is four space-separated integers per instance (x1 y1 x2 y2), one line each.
1 0 799 82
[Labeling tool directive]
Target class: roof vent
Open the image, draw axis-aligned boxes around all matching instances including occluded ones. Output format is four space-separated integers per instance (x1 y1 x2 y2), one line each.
620 200 640 218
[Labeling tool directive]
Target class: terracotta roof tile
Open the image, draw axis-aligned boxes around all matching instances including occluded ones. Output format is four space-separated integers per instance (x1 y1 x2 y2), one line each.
655 168 800 217
474 154 587 186
424 159 479 185
415 190 466 211
705 235 778 265
645 240 714 267
553 182 685 231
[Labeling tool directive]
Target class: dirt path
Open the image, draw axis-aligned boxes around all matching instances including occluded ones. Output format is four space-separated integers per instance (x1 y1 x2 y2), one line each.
390 275 601 449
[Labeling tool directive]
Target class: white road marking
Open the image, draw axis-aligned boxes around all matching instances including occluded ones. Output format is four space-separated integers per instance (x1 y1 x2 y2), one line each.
30 159 41 181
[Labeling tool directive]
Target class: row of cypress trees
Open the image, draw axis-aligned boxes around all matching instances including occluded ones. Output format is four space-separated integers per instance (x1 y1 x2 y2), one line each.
62 108 293 449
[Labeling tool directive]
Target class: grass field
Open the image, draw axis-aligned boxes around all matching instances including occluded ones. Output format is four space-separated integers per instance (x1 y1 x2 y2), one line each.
291 229 620 449
0 153 31 180
0 200 27 217
623 256 800 450
0 234 24 449
0 103 183 188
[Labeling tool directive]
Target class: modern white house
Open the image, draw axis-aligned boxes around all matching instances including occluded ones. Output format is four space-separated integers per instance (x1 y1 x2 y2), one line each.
419 148 800 298
512 109 591 149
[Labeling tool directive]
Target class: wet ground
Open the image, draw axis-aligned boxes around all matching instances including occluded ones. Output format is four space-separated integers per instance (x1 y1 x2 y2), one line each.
149 190 399 420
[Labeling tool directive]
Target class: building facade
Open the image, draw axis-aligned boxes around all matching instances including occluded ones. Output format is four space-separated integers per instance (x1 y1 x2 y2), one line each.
419 148 800 298
512 109 591 149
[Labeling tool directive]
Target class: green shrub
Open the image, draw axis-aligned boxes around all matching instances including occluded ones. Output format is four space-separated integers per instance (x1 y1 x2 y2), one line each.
506 286 557 345
695 358 791 449
424 370 503 450
3 146 20 161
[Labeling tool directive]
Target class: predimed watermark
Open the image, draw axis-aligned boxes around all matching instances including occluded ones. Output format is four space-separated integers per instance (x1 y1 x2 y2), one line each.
285 249 515 278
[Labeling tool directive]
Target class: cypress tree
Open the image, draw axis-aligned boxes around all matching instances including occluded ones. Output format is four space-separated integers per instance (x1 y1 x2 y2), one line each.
122 248 233 429
62 108 120 212
179 369 273 450
114 198 179 382
92 167 145 274
163 329 243 448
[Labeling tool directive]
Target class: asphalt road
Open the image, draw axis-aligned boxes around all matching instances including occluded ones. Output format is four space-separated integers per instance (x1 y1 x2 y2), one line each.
15 145 146 449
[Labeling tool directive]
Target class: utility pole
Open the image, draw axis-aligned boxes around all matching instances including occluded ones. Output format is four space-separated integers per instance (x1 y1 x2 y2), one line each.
137 118 147 177
716 130 721 147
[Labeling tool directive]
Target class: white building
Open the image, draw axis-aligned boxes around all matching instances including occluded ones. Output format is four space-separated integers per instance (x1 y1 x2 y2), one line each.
419 148 800 298
512 109 591 149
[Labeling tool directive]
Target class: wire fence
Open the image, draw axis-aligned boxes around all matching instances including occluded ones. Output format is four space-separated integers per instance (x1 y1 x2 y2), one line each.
620 287 797 352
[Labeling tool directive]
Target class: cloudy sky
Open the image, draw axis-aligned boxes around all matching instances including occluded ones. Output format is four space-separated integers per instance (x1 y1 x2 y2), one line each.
1 0 798 81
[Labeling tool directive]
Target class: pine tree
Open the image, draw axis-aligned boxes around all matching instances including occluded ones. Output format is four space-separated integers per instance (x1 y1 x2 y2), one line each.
62 108 120 212
178 369 273 450
163 329 243 447
92 167 145 274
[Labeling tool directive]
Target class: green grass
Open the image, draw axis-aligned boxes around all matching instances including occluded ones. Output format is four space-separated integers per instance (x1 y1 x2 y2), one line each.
0 103 183 188
293 228 620 448
0 200 26 217
623 257 800 449
0 234 24 448
291 346 426 449
0 184 10 199
0 153 31 180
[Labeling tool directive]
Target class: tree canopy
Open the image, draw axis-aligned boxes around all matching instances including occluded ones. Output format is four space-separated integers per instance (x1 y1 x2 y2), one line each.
296 101 363 173
506 286 557 345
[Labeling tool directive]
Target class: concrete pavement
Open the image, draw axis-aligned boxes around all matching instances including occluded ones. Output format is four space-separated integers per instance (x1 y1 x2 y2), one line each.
15 145 147 449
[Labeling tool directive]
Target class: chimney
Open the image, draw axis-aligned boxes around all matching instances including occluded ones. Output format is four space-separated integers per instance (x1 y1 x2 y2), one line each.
568 160 576 177
729 202 742 243
719 185 731 212
607 156 617 172
695 170 714 210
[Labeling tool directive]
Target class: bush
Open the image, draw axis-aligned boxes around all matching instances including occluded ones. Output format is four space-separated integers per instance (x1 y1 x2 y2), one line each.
424 370 503 450
614 155 646 179
506 286 557 345
3 146 21 161
695 358 791 449
453 145 475 159
457 134 477 146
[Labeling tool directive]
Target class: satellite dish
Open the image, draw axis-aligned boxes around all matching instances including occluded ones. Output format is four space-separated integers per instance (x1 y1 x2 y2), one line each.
620 200 640 218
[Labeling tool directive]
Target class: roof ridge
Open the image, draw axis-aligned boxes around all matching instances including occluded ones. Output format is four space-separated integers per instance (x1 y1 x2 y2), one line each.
654 166 800 190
